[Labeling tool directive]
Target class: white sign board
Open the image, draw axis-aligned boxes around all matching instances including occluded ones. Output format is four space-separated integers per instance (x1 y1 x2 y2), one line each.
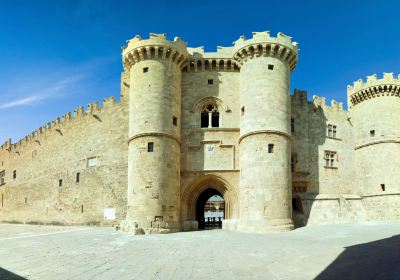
104 208 116 220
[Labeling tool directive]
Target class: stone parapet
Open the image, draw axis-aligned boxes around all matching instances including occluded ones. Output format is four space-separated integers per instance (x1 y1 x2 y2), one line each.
347 73 400 108
232 31 298 71
122 33 189 70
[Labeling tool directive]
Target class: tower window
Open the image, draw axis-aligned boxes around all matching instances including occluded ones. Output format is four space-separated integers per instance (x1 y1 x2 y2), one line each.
208 79 213 85
148 142 154 152
143 67 149 73
76 172 80 183
370 130 375 137
173 116 177 126
200 104 219 128
268 144 274 153
59 179 63 187
381 184 385 191
241 106 245 116
268 64 274 70
13 170 16 180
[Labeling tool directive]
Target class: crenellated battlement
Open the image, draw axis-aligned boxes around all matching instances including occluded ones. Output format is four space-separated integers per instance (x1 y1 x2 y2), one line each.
1 96 122 152
313 95 344 112
347 73 400 108
232 31 298 71
122 33 189 70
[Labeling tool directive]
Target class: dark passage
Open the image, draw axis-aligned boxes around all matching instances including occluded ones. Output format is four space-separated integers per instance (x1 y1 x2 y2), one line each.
196 188 225 230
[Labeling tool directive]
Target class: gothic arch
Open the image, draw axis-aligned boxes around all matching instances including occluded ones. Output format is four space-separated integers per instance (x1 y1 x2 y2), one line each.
181 174 239 223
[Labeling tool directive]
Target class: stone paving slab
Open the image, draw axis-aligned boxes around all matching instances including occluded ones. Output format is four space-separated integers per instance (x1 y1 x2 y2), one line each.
0 222 399 279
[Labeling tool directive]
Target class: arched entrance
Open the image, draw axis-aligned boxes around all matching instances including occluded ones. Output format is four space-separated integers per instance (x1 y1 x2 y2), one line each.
181 174 239 231
196 188 225 229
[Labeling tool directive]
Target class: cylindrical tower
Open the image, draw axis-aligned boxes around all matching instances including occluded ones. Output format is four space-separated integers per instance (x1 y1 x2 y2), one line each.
348 73 400 220
122 33 188 234
233 32 298 233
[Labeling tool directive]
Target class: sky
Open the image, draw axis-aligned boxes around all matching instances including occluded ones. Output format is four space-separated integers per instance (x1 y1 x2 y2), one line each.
0 0 399 143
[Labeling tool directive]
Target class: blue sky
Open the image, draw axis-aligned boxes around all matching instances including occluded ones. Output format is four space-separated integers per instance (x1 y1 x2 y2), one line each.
0 0 399 143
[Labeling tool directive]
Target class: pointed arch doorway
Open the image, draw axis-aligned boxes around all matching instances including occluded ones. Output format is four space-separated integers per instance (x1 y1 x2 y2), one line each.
181 174 238 231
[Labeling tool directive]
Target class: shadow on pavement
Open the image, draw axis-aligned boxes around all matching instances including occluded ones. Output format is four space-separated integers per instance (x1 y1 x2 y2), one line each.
0 267 27 280
315 234 400 280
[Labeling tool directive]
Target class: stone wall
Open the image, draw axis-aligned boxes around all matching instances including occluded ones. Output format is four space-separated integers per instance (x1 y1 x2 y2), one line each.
0 97 128 226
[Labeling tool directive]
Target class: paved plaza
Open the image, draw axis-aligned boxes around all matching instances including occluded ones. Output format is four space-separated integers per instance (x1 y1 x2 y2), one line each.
0 222 399 279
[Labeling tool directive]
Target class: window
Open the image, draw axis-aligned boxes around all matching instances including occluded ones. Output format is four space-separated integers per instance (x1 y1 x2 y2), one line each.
59 179 63 187
268 144 274 154
148 142 154 152
325 151 336 168
0 171 5 186
268 64 274 70
13 170 16 180
200 104 219 128
173 116 177 126
76 172 80 183
208 79 213 85
143 67 149 73
87 157 97 167
370 130 375 137
327 124 337 138
381 184 385 191
291 118 295 133
241 106 245 116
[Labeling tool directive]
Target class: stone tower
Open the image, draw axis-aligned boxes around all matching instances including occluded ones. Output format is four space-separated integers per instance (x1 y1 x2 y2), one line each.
122 33 188 233
233 32 298 232
348 73 400 211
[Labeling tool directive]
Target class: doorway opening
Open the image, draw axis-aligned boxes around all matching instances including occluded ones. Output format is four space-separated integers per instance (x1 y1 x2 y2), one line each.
196 188 225 230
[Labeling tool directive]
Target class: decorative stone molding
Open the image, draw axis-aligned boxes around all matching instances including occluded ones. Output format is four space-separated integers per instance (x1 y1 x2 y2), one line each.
232 31 298 71
347 73 400 107
122 33 189 69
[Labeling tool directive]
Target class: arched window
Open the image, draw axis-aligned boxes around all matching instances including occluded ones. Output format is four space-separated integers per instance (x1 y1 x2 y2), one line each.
200 104 219 128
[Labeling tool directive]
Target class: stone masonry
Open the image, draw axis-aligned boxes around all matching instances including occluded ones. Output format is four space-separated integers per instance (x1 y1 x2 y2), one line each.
0 31 399 234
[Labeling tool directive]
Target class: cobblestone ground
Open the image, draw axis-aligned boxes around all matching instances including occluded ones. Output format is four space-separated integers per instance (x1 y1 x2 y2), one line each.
0 222 399 280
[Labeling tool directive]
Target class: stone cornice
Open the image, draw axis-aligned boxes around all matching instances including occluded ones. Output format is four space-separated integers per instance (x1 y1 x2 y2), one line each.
128 132 181 145
354 139 400 150
239 130 291 144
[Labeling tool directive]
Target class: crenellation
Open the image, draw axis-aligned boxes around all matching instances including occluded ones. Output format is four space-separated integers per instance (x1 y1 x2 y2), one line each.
347 73 400 107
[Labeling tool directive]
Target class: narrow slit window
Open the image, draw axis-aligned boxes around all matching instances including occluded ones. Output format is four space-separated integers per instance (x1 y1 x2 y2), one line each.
143 67 149 73
76 172 80 183
268 64 274 70
291 118 295 133
59 179 63 187
13 170 16 180
381 184 385 191
0 170 5 186
173 116 177 126
148 142 154 152
268 144 274 153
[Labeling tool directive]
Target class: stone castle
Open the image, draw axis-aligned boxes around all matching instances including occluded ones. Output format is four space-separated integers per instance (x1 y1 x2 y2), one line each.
0 31 399 234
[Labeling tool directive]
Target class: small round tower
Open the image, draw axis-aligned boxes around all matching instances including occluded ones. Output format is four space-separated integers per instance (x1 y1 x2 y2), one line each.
233 31 298 232
348 73 400 202
122 33 188 233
